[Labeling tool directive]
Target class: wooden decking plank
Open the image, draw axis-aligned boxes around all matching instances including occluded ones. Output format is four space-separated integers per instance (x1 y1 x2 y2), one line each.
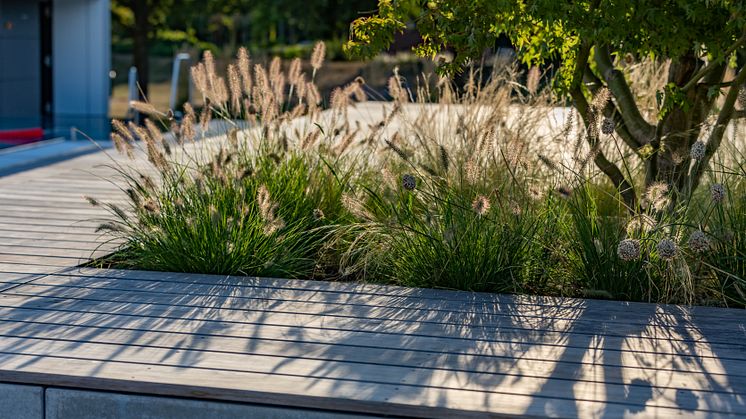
30 271 746 326
0 273 47 292
0 247 107 259
2 293 744 365
8 279 745 344
0 264 64 275
0 224 101 238
0 204 110 215
0 221 103 231
62 267 746 322
0 193 127 204
0 254 84 267
0 240 120 252
0 210 112 222
0 311 743 387
0 215 104 224
0 337 741 416
0 229 105 240
0 197 124 209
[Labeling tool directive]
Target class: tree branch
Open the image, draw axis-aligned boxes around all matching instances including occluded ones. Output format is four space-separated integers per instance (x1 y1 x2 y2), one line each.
594 47 656 145
689 66 746 194
583 64 643 150
571 87 638 210
681 30 746 93
568 44 636 209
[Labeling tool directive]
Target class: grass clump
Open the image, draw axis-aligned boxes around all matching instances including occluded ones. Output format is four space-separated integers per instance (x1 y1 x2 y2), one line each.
89 49 746 308
107 150 342 278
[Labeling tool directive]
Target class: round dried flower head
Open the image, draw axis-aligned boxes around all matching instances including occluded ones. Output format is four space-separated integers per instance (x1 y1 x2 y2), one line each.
617 239 641 261
401 174 416 191
710 183 725 204
688 230 710 254
601 117 615 135
472 195 491 216
690 140 706 160
656 238 678 260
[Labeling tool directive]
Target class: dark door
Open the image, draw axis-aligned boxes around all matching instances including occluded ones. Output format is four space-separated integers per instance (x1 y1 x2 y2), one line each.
40 0 52 129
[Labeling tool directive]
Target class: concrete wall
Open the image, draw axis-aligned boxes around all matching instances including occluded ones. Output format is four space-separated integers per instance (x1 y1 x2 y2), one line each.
0 0 42 128
52 0 110 138
0 383 43 419
0 384 376 419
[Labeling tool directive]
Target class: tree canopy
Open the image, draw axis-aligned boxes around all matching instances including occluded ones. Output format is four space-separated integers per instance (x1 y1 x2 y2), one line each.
346 0 746 208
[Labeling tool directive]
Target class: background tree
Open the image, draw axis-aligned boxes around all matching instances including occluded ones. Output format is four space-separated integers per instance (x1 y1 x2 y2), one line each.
113 0 173 99
345 0 746 209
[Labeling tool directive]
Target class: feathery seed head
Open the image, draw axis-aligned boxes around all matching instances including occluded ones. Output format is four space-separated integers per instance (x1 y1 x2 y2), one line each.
438 145 450 172
227 64 243 113
288 58 302 85
191 63 208 97
310 41 326 70
112 119 134 142
129 101 161 117
644 182 670 212
84 196 100 206
341 193 371 220
626 214 656 235
143 198 160 214
472 195 491 216
237 47 252 95
126 188 141 206
465 159 480 184
591 87 611 111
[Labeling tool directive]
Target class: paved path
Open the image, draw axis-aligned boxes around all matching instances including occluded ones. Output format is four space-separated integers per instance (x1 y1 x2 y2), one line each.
0 106 744 418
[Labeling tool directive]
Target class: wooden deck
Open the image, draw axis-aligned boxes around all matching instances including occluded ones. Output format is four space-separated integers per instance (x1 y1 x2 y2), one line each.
0 118 745 417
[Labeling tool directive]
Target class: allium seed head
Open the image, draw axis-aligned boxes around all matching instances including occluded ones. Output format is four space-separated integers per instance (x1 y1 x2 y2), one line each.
402 174 417 191
617 239 641 261
656 239 678 260
601 117 615 135
688 230 710 254
690 140 706 160
710 183 726 204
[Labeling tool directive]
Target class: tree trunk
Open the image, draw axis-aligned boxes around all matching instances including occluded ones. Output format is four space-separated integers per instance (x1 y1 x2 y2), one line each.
132 0 150 100
649 53 726 198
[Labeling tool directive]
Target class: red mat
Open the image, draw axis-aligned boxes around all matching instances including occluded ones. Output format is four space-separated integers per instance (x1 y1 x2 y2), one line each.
0 128 45 145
